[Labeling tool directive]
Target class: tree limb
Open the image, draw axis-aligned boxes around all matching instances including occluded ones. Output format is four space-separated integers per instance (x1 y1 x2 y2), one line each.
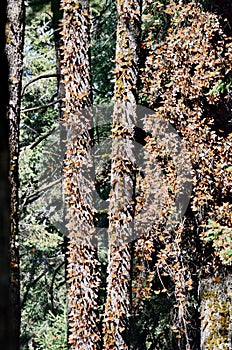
21 72 59 97
29 126 58 150
49 261 65 313
21 269 48 309
20 178 61 209
21 99 61 113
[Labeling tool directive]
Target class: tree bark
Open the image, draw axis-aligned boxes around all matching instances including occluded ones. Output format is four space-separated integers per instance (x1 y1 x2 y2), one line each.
200 273 232 350
103 1 142 348
0 1 11 348
5 0 25 347
60 0 101 348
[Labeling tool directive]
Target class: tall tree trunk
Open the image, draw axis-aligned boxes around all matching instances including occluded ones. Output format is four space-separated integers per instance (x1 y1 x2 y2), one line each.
0 1 11 348
200 273 232 350
5 0 24 347
103 1 142 348
60 0 101 348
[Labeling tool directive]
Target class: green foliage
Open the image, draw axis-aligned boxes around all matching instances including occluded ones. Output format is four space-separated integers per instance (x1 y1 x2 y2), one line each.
32 309 67 350
202 202 232 265
204 221 232 263
20 235 67 349
130 295 177 350
91 0 117 103
19 2 66 349
206 77 232 95
21 4 58 147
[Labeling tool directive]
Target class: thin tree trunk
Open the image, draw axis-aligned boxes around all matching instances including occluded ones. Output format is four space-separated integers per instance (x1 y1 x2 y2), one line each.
103 1 142 348
5 0 25 347
0 1 11 348
60 1 101 348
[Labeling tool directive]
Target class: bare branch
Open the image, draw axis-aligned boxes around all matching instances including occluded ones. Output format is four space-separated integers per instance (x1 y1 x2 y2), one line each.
21 72 59 97
20 122 39 134
20 178 61 209
50 261 65 313
21 270 48 309
21 99 61 113
29 126 58 150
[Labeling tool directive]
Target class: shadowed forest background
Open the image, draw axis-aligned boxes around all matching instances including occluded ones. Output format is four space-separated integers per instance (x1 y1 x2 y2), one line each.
1 0 232 349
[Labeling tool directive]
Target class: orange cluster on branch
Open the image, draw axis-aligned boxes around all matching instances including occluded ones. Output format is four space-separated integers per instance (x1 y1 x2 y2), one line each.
137 0 232 344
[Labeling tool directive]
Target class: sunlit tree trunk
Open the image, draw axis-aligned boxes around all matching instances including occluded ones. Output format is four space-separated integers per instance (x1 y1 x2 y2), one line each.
60 0 101 348
5 0 24 347
103 1 142 348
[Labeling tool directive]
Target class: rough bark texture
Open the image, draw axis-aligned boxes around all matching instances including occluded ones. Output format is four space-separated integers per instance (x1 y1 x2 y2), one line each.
103 1 142 349
60 1 101 348
5 0 24 347
200 274 232 350
0 1 11 348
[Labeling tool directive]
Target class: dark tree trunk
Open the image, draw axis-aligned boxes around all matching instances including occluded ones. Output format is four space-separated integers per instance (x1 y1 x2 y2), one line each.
5 0 25 347
0 1 11 348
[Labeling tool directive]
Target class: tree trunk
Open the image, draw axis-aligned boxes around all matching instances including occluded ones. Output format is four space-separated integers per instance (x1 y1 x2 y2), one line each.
200 273 232 350
5 0 25 347
0 1 11 348
60 0 101 348
103 1 142 348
